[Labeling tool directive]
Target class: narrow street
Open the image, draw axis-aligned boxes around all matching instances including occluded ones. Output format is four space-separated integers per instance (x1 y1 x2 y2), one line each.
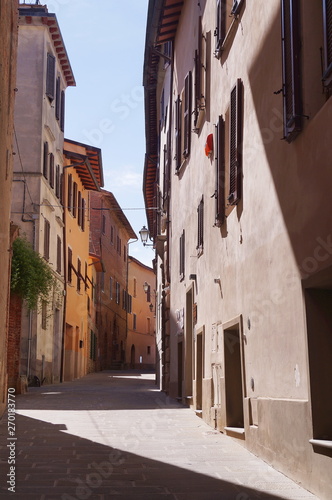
0 371 318 500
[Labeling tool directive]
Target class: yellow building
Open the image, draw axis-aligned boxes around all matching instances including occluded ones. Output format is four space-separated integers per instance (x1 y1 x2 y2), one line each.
63 139 103 381
127 256 156 370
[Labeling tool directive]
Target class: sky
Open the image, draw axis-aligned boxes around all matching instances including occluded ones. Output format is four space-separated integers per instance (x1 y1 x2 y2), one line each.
43 0 153 267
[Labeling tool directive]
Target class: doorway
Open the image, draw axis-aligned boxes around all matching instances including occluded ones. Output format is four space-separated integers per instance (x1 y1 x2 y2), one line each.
224 322 244 429
195 328 204 411
178 341 183 398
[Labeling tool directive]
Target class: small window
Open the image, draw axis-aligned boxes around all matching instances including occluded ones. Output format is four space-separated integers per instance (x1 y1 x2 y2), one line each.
175 95 182 170
102 214 106 234
215 115 225 226
197 196 204 253
46 53 55 101
133 313 137 330
77 258 81 292
110 225 114 244
215 0 226 56
56 235 61 274
67 174 73 212
147 346 151 355
100 271 105 292
110 277 113 300
68 247 72 283
81 198 86 232
228 79 243 205
43 142 49 179
55 165 60 199
60 90 65 132
127 294 132 314
183 71 192 158
133 278 137 297
55 76 61 120
49 153 54 188
116 282 120 304
44 219 50 261
72 182 77 218
179 230 185 281
77 191 82 227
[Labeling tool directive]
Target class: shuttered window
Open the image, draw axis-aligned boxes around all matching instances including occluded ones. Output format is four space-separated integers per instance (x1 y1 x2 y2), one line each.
72 182 77 218
81 198 86 232
175 95 182 170
44 219 50 261
77 258 81 292
78 191 82 228
323 0 332 87
43 141 49 179
281 0 302 142
46 53 55 101
179 230 185 281
60 173 64 206
67 174 73 212
68 247 72 283
56 235 61 274
110 277 113 300
183 71 192 158
215 115 225 226
229 79 243 205
55 165 60 198
116 282 120 304
197 196 204 252
215 0 226 56
55 77 61 120
60 91 65 132
49 153 54 188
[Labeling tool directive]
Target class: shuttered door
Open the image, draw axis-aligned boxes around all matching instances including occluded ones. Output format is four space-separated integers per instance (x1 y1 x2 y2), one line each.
229 79 242 205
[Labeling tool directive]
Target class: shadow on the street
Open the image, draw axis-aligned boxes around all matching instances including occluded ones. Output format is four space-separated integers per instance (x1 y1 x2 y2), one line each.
1 411 295 500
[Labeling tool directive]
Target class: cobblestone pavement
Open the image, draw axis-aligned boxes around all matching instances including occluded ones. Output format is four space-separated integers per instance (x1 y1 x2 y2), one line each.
0 371 319 500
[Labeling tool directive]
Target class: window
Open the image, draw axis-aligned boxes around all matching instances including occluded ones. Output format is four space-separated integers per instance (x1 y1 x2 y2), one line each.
122 289 127 310
90 330 97 360
281 0 302 142
55 76 60 120
67 174 73 212
179 230 185 281
127 294 132 314
110 225 114 244
194 17 206 128
60 173 64 206
175 95 182 170
197 196 204 253
146 284 151 303
133 313 137 330
215 115 225 226
68 247 72 283
110 277 113 300
41 301 47 330
77 258 81 292
81 198 86 232
183 71 192 158
147 346 151 355
44 219 50 261
60 90 65 132
215 0 226 56
133 278 137 297
228 79 243 205
72 182 77 218
56 235 61 274
231 0 244 16
78 191 82 227
55 165 60 199
46 53 55 101
116 282 120 304
100 271 105 292
102 214 106 234
43 142 49 179
49 153 54 188
322 0 332 88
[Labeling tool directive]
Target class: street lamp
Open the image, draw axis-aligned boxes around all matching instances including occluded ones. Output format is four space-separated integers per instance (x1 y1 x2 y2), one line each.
143 281 150 294
139 225 153 246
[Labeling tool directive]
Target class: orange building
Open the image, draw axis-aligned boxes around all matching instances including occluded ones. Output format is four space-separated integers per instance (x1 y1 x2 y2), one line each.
63 139 103 381
127 256 156 370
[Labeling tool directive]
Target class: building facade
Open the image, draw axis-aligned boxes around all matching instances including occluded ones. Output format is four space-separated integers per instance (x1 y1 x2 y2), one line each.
127 256 156 370
0 0 18 415
62 139 103 381
11 4 75 384
89 190 136 370
143 1 332 498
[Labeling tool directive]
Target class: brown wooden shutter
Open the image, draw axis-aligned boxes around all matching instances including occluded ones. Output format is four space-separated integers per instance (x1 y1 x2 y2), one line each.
323 0 332 87
44 219 50 260
55 77 60 120
60 90 65 132
215 115 225 226
60 173 64 206
55 165 60 198
77 258 81 292
67 174 72 212
56 235 61 273
43 142 48 179
175 96 182 170
78 191 82 227
49 153 54 188
215 0 226 55
81 198 86 231
194 51 200 127
281 0 302 142
46 53 55 100
179 230 185 280
197 196 204 250
72 182 77 218
229 79 243 205
183 71 192 158
68 247 72 283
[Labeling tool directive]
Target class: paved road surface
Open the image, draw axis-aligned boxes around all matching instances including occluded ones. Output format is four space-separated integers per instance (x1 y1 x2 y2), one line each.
0 371 319 500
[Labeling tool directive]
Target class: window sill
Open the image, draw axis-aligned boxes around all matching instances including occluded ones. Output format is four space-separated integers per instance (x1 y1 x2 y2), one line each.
309 439 332 450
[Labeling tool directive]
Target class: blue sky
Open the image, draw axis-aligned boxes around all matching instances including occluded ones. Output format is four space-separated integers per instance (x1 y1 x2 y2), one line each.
47 0 153 266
